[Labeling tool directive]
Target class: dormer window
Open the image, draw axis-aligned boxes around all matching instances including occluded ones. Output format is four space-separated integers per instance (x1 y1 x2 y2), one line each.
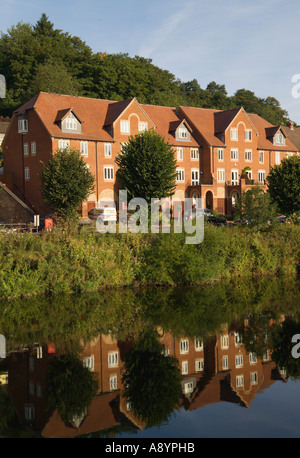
274 132 285 145
66 115 77 130
178 126 189 140
56 109 82 134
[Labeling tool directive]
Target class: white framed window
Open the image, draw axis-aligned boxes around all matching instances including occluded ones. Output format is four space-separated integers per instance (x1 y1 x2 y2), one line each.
178 126 189 139
275 151 281 164
231 170 239 185
83 355 94 371
250 372 258 385
221 335 229 349
194 337 203 351
108 351 118 367
218 149 224 161
120 142 127 154
245 150 252 161
104 143 112 157
191 169 199 185
249 352 257 364
191 148 199 160
195 359 204 372
138 122 148 132
36 346 43 359
236 375 244 388
231 149 238 161
217 169 225 182
66 116 77 130
230 128 238 140
235 355 243 368
246 170 253 180
80 141 88 157
222 356 229 370
31 142 36 156
245 129 252 141
177 147 183 161
235 332 242 346
58 140 70 150
24 405 35 421
24 167 30 181
23 143 29 156
120 120 130 133
286 152 293 158
184 381 194 394
109 375 117 390
263 350 270 361
180 339 189 354
259 151 264 163
275 132 285 145
18 119 28 133
104 166 114 181
176 168 185 182
182 361 188 374
258 170 265 184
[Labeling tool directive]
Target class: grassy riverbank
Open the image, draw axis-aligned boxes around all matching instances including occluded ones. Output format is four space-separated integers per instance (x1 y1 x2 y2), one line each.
0 223 299 300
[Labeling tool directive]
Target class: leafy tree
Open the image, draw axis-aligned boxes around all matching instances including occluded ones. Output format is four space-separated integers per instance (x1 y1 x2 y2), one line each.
270 316 300 379
266 156 300 218
40 148 95 220
234 185 278 226
116 129 177 204
122 329 182 427
46 353 99 424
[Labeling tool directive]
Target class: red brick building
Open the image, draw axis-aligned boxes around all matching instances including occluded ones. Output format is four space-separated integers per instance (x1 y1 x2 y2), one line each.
2 92 298 217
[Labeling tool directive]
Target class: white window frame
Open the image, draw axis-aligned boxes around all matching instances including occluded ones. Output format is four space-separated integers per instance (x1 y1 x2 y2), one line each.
108 351 118 367
191 169 199 185
194 337 203 351
236 375 244 388
218 148 224 161
83 355 94 371
246 169 253 180
24 167 30 181
275 132 285 145
195 359 204 372
80 141 88 157
231 149 238 161
259 151 264 163
231 170 239 186
23 143 29 156
184 381 194 394
235 355 243 368
217 169 225 182
104 166 114 181
180 339 189 354
245 129 252 141
120 120 130 134
66 116 77 130
245 150 252 162
109 375 117 391
58 140 70 150
222 356 229 370
24 405 35 421
250 372 258 385
138 122 148 132
230 128 238 140
104 143 112 157
249 352 257 364
258 170 265 184
190 148 199 160
176 168 185 182
177 147 183 161
221 335 229 349
31 142 36 156
182 361 188 374
275 151 281 164
178 126 189 139
18 119 28 133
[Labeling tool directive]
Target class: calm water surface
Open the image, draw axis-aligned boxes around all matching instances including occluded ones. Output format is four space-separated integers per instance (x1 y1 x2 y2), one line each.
0 277 299 438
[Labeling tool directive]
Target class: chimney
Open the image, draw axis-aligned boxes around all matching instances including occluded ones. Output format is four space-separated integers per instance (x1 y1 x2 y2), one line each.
287 120 294 130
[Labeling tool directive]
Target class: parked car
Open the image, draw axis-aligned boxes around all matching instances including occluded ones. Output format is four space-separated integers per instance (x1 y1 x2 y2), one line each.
185 209 227 226
88 207 117 223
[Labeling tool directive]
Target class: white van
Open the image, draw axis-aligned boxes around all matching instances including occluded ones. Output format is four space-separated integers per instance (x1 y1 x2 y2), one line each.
88 207 117 223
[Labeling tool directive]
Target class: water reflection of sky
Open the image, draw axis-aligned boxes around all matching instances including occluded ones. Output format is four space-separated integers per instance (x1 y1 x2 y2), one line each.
117 379 300 438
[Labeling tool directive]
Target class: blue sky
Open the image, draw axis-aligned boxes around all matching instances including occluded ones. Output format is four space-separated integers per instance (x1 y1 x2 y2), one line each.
1 0 300 123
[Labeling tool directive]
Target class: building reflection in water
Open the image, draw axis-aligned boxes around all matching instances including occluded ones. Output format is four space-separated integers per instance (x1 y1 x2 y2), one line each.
1 318 289 438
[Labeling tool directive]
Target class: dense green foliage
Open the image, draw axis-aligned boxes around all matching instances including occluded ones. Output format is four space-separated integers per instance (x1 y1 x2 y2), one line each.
267 156 300 217
116 129 177 204
0 14 291 125
40 148 95 220
234 185 278 227
0 223 298 301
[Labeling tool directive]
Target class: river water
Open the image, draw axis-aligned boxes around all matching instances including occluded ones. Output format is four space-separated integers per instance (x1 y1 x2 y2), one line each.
0 276 299 438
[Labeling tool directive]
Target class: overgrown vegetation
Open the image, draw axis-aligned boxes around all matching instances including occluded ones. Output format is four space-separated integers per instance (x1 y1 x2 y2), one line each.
0 14 292 125
0 223 298 300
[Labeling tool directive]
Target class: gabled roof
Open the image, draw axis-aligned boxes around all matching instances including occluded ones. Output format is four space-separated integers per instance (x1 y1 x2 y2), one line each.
141 104 200 147
55 107 83 124
248 113 298 151
282 125 300 149
214 107 241 133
